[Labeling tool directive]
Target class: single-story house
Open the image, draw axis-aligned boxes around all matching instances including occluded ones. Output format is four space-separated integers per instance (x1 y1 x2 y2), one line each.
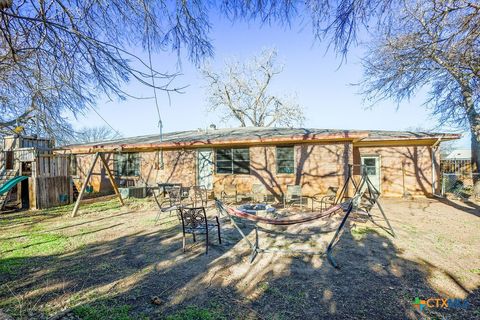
57 127 460 199
441 149 472 175
443 149 471 161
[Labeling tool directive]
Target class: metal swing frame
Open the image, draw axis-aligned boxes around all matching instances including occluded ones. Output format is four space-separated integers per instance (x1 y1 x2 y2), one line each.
215 171 395 268
338 165 396 238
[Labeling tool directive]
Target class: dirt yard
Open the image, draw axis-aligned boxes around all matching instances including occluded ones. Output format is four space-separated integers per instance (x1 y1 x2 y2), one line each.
0 197 479 320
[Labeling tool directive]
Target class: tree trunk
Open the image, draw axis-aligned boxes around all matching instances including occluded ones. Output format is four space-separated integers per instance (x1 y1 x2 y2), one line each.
463 87 480 179
470 125 480 176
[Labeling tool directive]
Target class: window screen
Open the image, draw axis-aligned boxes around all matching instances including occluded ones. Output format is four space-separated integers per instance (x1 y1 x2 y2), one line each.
276 146 294 174
215 148 250 174
70 155 78 176
115 153 140 176
362 158 377 175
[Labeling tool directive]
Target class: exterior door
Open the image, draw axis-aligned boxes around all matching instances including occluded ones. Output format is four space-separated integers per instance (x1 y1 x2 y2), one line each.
361 156 381 192
197 149 214 190
5 151 14 170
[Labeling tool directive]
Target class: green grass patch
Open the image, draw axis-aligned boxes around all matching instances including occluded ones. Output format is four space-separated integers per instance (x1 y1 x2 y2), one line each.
82 200 123 212
469 268 480 274
0 211 59 227
351 226 378 240
258 281 269 291
166 306 226 320
40 198 122 216
0 233 68 274
72 303 134 320
401 224 418 235
39 203 76 215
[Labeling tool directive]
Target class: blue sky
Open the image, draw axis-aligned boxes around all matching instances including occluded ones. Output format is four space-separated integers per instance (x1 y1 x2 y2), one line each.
70 14 469 148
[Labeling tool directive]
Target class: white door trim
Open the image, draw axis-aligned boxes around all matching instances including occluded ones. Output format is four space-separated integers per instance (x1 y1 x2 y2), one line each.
360 155 381 192
197 148 214 190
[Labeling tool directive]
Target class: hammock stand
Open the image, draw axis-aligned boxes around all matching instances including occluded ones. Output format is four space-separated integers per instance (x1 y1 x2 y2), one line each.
214 172 395 268
338 166 396 238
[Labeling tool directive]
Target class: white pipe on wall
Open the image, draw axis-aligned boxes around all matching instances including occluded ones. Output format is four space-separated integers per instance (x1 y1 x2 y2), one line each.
431 138 442 195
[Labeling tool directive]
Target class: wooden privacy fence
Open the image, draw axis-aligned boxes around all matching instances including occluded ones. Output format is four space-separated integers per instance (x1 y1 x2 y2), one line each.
14 148 37 162
30 155 72 209
34 176 72 209
36 154 70 177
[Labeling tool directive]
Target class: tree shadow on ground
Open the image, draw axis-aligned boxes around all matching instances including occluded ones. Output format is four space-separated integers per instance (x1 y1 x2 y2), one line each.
0 210 478 320
435 197 480 218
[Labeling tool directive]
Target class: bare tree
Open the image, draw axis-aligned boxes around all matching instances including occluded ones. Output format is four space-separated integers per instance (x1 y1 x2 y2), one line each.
202 48 305 127
361 0 480 174
0 1 400 139
69 126 122 145
220 0 397 55
0 0 212 139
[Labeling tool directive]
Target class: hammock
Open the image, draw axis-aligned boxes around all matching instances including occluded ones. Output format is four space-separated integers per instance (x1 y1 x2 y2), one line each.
225 203 343 225
214 174 396 268
215 197 357 267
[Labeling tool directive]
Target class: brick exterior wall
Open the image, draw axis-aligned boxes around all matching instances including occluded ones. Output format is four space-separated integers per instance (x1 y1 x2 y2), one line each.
72 150 197 192
212 142 352 199
72 153 112 193
71 141 438 198
353 145 439 197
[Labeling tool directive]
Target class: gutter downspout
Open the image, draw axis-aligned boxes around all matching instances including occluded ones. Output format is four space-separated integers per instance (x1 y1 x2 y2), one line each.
431 138 442 196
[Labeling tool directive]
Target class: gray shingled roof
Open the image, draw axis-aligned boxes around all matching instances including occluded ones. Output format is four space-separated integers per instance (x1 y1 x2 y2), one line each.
62 127 460 151
444 149 471 160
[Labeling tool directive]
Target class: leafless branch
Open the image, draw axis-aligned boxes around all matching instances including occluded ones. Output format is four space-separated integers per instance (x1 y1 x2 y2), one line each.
202 48 305 127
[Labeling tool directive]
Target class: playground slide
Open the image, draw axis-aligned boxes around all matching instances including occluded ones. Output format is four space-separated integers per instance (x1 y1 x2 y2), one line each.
0 176 29 196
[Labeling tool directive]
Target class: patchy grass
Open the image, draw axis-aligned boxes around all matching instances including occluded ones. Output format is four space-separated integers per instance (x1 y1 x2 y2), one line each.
0 211 61 227
0 197 479 319
36 197 154 216
0 232 69 274
350 226 378 240
72 303 135 320
40 198 123 216
166 306 226 320
0 197 157 276
39 203 77 215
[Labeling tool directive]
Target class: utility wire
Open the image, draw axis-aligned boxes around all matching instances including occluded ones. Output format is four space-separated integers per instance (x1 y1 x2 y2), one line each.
146 34 163 134
146 25 164 167
90 107 122 137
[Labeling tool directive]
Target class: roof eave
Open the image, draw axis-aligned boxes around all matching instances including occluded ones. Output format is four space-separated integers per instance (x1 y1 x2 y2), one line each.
57 133 367 154
363 133 461 142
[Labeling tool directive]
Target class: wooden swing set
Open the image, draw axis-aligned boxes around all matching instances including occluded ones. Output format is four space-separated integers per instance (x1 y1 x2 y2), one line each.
71 152 124 217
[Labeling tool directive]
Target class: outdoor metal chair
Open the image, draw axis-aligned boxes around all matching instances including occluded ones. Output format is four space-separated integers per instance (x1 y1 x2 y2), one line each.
153 186 182 225
158 183 182 197
284 184 303 208
189 185 209 207
180 186 191 199
221 184 238 204
311 186 339 211
251 183 267 203
177 206 221 254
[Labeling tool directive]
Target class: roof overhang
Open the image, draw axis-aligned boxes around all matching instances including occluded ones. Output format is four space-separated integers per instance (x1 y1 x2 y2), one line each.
56 132 368 154
55 130 462 154
353 133 461 147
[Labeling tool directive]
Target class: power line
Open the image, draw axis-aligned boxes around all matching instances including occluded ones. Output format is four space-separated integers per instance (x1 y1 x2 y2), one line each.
90 107 122 137
146 27 163 137
146 24 164 168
